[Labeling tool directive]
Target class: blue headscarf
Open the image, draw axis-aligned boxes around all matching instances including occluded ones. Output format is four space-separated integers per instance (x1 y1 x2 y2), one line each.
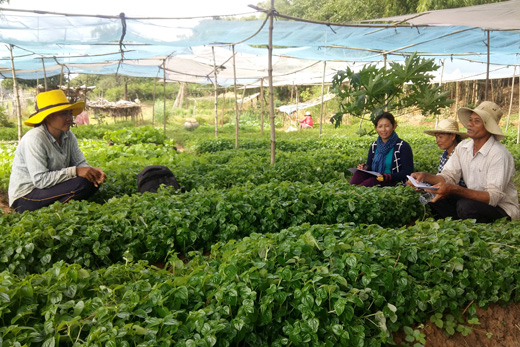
372 131 398 174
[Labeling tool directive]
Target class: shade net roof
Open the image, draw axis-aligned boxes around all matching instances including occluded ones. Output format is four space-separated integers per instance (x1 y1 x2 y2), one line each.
0 0 519 86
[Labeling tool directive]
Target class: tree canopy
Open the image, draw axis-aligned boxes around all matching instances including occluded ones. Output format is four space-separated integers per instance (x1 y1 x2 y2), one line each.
257 0 507 22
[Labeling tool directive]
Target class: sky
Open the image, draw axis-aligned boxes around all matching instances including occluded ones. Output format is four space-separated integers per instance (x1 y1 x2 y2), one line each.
1 0 261 18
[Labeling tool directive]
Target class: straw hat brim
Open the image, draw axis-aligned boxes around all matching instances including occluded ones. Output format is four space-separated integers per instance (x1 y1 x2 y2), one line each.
457 107 505 141
423 129 469 138
24 101 85 127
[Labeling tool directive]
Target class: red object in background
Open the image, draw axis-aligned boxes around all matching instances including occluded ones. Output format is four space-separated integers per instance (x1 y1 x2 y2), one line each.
299 115 313 127
75 111 90 125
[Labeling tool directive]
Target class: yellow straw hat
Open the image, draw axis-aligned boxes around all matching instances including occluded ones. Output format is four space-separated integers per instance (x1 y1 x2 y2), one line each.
24 90 85 127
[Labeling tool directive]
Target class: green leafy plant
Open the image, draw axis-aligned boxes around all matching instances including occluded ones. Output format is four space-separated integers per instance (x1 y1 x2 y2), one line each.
403 325 426 346
102 126 167 145
0 106 14 128
330 53 454 128
0 180 423 275
2 218 520 345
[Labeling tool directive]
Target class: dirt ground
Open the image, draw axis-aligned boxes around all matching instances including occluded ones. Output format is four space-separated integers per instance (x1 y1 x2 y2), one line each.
393 302 520 346
0 190 12 215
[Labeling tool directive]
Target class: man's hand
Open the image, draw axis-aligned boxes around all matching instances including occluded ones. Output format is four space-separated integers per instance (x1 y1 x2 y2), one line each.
406 172 444 191
411 172 428 183
406 172 427 190
77 167 106 187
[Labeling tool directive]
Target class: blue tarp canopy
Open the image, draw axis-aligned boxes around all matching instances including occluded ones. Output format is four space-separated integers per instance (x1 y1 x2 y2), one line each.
0 0 518 85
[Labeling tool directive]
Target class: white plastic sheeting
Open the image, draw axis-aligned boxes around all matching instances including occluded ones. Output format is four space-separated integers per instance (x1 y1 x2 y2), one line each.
0 1 518 85
363 0 520 30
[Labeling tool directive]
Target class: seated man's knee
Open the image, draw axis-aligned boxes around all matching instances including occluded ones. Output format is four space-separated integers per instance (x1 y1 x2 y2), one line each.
72 177 98 200
456 199 478 219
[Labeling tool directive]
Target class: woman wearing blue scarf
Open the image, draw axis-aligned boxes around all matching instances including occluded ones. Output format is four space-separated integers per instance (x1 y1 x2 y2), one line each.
349 112 414 187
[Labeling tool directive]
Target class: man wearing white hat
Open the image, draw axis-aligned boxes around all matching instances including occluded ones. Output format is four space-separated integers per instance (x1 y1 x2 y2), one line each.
409 101 519 222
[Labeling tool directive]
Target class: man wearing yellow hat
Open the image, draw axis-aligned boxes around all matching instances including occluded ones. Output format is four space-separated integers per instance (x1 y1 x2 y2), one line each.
8 89 106 213
409 101 519 223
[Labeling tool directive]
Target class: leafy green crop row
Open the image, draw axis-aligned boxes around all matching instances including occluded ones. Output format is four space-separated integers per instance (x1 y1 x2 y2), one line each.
0 181 423 276
103 126 168 145
191 135 370 154
0 129 452 197
93 147 367 202
82 139 440 203
1 218 519 346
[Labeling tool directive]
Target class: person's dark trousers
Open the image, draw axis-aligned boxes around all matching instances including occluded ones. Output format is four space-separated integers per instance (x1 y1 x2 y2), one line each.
349 170 394 187
429 196 510 223
12 177 98 213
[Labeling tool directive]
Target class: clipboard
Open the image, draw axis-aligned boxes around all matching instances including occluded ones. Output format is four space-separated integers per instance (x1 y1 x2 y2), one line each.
348 168 381 176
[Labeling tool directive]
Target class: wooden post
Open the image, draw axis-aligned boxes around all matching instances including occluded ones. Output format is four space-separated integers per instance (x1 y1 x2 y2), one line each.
490 79 495 102
295 85 299 121
212 46 218 138
260 78 264 135
152 77 157 126
222 87 227 128
438 59 445 88
383 53 388 111
84 75 88 102
437 59 445 126
455 81 460 110
9 45 23 141
506 66 516 132
232 45 239 149
472 81 478 105
173 82 186 108
163 60 167 134
516 77 520 143
268 0 276 164
485 30 490 100
319 60 326 137
41 58 48 91
468 81 471 109
517 71 520 144
239 86 246 116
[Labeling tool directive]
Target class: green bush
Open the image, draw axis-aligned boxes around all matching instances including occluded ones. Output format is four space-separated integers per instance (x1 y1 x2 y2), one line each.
0 106 14 128
103 126 168 145
0 181 423 275
1 219 519 346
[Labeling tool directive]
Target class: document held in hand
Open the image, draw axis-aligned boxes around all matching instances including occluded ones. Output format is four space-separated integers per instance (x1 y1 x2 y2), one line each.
406 175 439 190
348 168 381 176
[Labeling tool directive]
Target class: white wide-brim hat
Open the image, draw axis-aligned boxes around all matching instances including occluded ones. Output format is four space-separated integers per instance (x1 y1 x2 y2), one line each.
457 101 504 141
424 118 468 139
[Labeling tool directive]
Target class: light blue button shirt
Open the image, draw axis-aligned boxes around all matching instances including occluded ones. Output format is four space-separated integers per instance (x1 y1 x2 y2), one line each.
8 124 89 206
